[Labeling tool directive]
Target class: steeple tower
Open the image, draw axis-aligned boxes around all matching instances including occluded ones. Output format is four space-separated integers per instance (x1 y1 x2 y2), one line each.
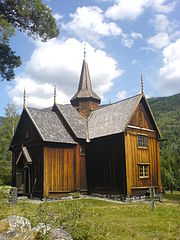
70 48 101 117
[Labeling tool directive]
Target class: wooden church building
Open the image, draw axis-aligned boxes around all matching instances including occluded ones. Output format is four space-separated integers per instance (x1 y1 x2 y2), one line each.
10 52 162 199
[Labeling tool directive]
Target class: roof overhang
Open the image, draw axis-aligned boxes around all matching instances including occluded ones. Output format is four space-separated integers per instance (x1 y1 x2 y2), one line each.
16 147 32 165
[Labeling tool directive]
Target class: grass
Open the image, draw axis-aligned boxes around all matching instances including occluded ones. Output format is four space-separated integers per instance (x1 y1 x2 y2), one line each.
0 189 180 239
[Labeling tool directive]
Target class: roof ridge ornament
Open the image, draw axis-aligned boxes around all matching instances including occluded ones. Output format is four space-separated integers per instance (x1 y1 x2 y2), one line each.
84 42 86 60
141 74 144 94
54 85 56 104
23 88 26 108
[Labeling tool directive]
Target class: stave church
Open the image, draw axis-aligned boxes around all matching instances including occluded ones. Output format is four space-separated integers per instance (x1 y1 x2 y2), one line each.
10 51 162 198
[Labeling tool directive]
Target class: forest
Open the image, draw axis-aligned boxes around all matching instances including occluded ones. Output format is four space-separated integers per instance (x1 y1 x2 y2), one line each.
149 93 180 189
0 93 179 189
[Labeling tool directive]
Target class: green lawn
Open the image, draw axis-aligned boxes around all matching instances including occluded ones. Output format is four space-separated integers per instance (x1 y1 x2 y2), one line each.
0 190 180 239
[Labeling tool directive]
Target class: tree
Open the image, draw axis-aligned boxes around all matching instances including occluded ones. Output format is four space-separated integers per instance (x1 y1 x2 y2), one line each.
0 104 19 185
0 0 59 81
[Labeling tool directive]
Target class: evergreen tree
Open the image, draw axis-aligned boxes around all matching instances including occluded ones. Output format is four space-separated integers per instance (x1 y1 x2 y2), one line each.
0 0 59 81
149 93 180 189
0 104 19 185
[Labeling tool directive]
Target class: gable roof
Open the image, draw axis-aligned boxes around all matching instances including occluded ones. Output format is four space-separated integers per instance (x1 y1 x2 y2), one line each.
16 147 32 165
11 93 160 147
71 59 101 103
88 94 142 139
56 104 87 139
26 107 76 144
141 95 161 138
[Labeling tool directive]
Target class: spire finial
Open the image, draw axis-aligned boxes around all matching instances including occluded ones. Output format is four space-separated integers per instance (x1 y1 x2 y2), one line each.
84 42 86 59
23 88 26 108
54 85 56 104
141 74 144 94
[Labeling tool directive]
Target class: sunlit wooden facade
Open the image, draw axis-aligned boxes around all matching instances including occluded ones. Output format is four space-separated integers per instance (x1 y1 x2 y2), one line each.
10 56 161 198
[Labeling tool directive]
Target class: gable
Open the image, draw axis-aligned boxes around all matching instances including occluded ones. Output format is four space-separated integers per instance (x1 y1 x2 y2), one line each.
127 96 161 136
88 94 141 139
129 100 153 130
10 109 41 149
10 107 76 150
26 108 76 144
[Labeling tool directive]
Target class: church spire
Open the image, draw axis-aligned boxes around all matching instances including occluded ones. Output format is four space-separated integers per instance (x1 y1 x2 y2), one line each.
70 45 101 117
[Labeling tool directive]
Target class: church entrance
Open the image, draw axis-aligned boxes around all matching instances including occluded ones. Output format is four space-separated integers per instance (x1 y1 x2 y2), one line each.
15 147 32 196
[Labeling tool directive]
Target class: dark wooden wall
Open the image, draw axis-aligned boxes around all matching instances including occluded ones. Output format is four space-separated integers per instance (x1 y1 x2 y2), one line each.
125 99 161 196
43 144 87 198
86 133 126 195
11 110 43 198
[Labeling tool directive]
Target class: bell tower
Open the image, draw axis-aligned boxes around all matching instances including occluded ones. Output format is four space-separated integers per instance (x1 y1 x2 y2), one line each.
70 48 101 117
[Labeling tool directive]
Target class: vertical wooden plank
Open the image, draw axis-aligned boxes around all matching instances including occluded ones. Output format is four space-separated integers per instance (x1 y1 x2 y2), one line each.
124 133 131 196
75 145 80 190
67 148 73 191
43 147 49 198
156 140 162 193
80 155 87 191
56 148 59 192
59 148 63 192
63 148 68 192
152 139 155 186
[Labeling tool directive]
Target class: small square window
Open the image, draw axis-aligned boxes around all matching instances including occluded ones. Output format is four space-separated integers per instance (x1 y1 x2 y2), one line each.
138 135 142 146
138 135 148 148
142 136 147 147
138 164 149 178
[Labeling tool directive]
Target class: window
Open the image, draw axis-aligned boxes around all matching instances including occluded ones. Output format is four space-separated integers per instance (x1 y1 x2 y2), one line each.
138 164 150 178
138 135 148 147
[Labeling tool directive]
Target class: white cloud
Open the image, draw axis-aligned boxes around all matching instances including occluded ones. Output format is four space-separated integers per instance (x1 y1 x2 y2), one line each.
121 33 134 48
158 39 180 95
131 32 143 39
116 90 127 100
147 32 170 49
150 14 169 32
62 6 122 47
8 38 123 109
148 14 180 50
150 0 176 13
121 32 143 48
53 13 63 21
105 0 148 21
105 0 175 21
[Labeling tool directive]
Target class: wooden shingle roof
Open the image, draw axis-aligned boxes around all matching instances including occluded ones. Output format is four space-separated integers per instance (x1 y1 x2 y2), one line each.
88 94 141 139
56 104 87 139
14 93 159 145
26 107 76 144
71 59 101 103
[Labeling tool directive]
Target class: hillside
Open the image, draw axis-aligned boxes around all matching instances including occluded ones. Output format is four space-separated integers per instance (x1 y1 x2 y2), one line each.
148 93 180 188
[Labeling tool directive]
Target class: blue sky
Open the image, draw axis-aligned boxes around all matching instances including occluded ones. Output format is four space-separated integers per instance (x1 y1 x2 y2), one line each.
1 0 180 116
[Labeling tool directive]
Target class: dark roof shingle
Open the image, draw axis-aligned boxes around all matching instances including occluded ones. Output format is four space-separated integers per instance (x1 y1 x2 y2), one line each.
71 59 100 102
25 94 143 143
88 94 141 139
26 107 76 144
56 104 87 139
